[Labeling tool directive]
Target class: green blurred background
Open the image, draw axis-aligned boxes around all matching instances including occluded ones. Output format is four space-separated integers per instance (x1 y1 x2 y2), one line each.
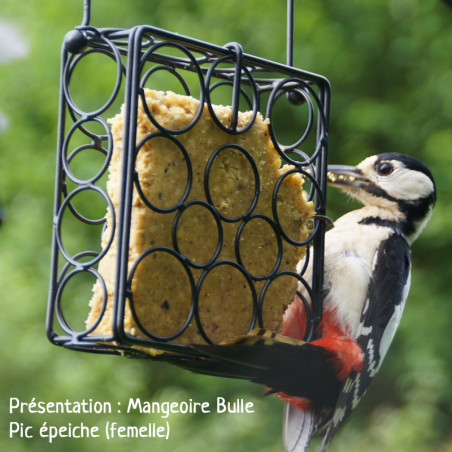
0 0 451 451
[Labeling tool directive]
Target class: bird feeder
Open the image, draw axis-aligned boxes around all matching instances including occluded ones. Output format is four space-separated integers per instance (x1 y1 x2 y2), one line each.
46 0 330 361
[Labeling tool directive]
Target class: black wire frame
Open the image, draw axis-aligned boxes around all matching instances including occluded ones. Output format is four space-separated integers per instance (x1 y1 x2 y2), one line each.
46 21 330 361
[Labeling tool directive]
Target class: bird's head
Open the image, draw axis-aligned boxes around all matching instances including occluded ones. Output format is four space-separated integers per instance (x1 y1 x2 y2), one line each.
327 152 436 243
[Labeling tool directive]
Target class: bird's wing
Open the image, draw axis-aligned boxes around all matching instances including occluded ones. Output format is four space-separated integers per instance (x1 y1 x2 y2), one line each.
319 233 411 450
168 329 342 405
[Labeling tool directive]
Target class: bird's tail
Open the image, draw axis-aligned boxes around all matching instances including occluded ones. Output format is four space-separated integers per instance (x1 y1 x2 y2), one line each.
283 402 319 452
167 329 343 402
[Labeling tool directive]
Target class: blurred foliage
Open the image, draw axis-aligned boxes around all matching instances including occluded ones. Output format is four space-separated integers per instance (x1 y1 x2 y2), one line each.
0 0 451 451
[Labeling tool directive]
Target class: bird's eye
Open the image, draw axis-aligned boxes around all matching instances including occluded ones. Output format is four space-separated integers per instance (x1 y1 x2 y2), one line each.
376 161 394 176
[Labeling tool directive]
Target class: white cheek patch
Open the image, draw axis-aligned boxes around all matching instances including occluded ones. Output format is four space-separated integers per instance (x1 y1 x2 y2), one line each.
378 168 434 201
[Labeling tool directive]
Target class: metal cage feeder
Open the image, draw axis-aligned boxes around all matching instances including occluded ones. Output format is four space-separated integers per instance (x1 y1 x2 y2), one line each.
46 0 330 362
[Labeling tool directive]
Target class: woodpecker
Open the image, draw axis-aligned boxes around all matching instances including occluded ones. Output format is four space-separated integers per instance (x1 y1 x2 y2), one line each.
170 152 436 451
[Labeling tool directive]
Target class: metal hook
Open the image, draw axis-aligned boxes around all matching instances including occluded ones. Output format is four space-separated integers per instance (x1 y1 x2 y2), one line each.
287 0 294 67
224 42 244 132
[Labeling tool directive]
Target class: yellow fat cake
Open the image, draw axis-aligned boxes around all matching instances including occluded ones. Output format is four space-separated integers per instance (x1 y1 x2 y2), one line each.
86 89 314 353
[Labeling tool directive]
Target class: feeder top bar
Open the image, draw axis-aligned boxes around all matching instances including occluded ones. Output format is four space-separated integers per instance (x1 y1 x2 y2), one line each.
73 0 330 90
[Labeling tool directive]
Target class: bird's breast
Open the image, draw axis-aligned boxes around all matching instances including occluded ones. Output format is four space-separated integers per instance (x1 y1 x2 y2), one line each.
322 215 394 337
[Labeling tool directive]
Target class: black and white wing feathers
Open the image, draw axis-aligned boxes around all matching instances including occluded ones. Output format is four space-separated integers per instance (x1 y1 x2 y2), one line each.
319 233 412 450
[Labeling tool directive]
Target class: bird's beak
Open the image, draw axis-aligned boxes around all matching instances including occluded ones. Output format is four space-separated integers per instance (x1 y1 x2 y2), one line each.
327 164 369 189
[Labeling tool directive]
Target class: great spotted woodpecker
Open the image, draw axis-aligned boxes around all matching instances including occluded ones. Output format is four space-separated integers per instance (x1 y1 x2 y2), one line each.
281 152 436 450
171 153 436 451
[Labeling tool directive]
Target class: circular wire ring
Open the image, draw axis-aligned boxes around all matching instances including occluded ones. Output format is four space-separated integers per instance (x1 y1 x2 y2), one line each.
133 132 193 214
63 37 123 118
266 78 328 165
259 270 314 338
55 262 108 337
204 143 260 223
172 200 224 270
126 247 196 341
139 41 205 135
55 185 115 267
62 117 113 185
272 168 324 246
205 53 259 134
194 260 258 344
235 214 283 281
266 79 314 152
